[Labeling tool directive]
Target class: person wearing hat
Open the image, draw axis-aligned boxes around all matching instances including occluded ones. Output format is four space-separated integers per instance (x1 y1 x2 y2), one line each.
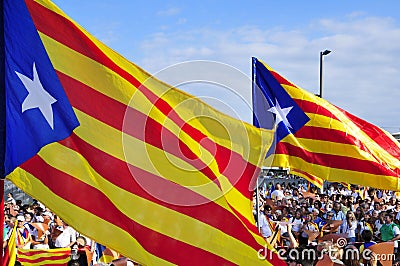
16 215 32 249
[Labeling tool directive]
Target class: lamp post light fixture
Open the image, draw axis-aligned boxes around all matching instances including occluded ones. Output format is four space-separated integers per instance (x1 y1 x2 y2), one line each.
319 49 331 98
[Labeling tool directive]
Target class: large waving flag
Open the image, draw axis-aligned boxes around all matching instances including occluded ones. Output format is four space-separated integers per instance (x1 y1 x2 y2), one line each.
17 248 71 266
2 1 282 265
252 57 400 190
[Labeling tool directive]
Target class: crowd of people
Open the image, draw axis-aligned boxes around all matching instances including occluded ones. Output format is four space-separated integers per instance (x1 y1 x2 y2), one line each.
2 192 138 266
254 178 400 265
5 177 400 265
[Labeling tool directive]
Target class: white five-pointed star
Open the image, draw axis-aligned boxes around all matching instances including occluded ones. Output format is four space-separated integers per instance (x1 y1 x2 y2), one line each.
15 62 57 129
268 99 293 129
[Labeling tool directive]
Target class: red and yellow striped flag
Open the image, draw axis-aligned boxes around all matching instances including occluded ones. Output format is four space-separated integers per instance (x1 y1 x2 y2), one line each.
252 57 400 190
17 248 71 266
2 222 17 266
4 1 282 265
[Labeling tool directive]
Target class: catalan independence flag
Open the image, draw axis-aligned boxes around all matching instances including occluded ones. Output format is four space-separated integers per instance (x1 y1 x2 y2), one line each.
252 57 400 190
2 1 282 265
17 248 71 266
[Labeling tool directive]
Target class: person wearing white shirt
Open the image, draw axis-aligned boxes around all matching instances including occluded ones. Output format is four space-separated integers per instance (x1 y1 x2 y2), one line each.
259 212 272 240
54 221 77 248
270 183 284 201
6 193 16 206
290 210 304 237
340 211 357 243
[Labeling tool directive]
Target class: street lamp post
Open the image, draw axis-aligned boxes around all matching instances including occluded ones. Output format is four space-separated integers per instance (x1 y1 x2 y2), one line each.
319 49 331 98
318 49 331 194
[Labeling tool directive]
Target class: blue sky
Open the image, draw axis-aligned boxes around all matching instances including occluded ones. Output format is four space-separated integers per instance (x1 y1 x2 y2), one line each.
52 1 400 133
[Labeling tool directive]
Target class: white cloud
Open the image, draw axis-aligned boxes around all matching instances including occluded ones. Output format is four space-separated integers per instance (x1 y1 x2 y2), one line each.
138 15 400 132
157 7 181 16
178 18 187 25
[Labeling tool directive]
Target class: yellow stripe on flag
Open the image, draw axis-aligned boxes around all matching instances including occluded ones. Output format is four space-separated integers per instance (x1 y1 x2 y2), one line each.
33 143 271 265
8 169 173 266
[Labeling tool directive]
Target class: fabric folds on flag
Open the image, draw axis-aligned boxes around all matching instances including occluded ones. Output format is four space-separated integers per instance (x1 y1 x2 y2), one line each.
17 248 71 266
2 222 17 266
252 57 400 190
3 1 282 265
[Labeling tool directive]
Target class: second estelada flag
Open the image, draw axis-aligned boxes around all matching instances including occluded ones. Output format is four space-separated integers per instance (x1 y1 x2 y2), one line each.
252 57 400 190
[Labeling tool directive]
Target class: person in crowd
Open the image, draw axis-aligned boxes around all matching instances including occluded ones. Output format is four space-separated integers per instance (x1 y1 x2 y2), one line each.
259 207 273 241
3 214 11 240
282 206 292 220
302 212 319 233
374 211 385 238
332 202 346 221
6 192 16 206
357 209 374 241
340 211 357 243
341 244 361 266
3 216 16 249
394 201 400 222
16 215 32 249
24 212 38 239
313 200 323 214
350 186 360 202
292 188 300 201
54 220 77 248
312 209 323 226
271 183 285 201
359 230 376 255
373 201 383 214
380 213 400 242
289 210 304 238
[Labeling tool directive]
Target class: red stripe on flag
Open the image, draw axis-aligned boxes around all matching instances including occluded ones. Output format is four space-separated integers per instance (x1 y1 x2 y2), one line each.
294 126 364 147
292 99 340 121
292 168 324 187
20 156 243 265
59 133 264 251
18 249 70 256
56 71 258 199
2 251 10 266
295 98 400 161
18 252 70 264
339 107 400 159
269 70 296 88
275 142 400 177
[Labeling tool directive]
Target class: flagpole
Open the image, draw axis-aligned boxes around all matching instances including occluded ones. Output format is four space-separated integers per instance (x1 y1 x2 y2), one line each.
318 50 331 195
0 0 5 264
256 177 260 231
0 180 3 266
